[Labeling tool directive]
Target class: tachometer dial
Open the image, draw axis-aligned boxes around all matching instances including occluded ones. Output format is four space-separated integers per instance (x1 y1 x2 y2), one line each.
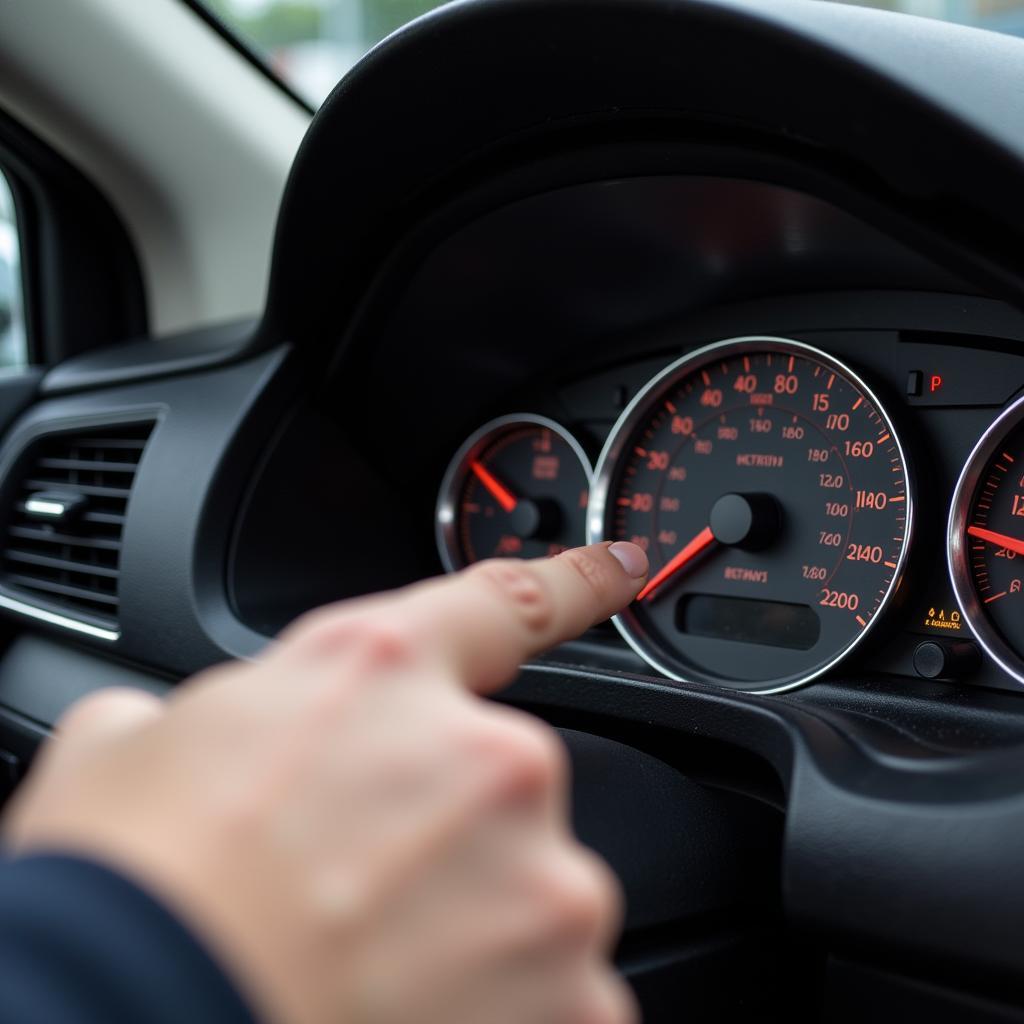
589 336 912 693
436 415 591 571
949 394 1024 686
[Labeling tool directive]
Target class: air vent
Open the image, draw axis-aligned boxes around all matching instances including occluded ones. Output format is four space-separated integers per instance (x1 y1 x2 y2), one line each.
0 422 155 636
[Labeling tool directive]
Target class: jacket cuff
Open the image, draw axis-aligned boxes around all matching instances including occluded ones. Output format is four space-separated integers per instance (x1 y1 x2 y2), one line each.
0 853 256 1024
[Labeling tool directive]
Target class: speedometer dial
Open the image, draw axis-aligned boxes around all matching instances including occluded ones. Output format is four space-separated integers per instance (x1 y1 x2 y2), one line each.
589 337 912 693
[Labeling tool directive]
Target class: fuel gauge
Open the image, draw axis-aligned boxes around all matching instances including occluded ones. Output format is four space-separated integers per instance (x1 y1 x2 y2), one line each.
436 415 591 571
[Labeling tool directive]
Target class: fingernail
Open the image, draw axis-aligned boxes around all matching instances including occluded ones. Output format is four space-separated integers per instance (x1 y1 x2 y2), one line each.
607 541 649 579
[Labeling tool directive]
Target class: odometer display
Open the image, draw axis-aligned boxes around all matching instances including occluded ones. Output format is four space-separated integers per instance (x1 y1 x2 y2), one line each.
589 336 912 692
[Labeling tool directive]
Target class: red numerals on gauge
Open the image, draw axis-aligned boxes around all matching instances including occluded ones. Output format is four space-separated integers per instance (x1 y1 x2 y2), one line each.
949 412 1024 686
964 452 1024 605
594 341 911 690
437 417 591 571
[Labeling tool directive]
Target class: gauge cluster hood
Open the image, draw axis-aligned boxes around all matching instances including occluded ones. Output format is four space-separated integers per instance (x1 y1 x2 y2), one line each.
260 0 1024 352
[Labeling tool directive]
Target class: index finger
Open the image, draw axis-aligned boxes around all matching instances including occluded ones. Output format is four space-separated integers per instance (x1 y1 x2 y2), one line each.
398 541 648 693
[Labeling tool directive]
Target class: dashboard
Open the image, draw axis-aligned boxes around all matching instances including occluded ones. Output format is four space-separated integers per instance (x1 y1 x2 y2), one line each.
427 320 1024 697
9 0 1024 1020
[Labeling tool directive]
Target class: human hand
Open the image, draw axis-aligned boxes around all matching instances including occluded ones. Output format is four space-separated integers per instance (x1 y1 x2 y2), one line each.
3 541 649 1024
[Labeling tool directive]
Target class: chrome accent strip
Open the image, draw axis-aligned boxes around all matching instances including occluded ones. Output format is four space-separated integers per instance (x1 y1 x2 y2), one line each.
0 592 120 642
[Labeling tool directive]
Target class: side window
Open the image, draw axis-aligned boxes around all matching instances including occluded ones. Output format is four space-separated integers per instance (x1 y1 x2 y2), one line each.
208 1 452 107
0 172 27 369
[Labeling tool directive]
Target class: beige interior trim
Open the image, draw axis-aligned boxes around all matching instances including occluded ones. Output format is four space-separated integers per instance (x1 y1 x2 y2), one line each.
0 0 310 336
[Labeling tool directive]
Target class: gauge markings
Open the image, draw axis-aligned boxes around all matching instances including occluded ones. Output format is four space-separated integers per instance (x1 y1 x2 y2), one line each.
594 339 910 691
967 524 1024 557
438 416 591 571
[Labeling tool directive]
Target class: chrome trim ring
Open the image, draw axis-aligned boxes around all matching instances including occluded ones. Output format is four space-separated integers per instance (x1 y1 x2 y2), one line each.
948 391 1024 687
435 414 593 572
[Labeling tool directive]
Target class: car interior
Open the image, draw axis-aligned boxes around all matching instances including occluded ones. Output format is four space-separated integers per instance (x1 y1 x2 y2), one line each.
6 0 1024 1019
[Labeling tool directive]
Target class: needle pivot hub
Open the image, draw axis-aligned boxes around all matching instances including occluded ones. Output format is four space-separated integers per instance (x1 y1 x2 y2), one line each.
709 493 781 550
507 499 562 540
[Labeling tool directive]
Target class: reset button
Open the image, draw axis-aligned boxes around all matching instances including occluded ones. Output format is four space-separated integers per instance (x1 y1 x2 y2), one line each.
913 640 981 681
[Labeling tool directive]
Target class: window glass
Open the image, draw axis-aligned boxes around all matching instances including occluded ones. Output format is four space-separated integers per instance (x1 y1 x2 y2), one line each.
829 0 1024 33
0 172 27 369
206 0 450 107
207 1 1024 109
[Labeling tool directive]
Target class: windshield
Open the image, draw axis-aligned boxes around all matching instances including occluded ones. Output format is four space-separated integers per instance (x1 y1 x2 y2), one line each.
206 0 1024 108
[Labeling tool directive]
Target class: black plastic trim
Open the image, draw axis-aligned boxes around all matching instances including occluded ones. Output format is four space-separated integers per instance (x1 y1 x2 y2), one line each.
0 634 170 732
257 0 1024 355
41 319 258 395
503 662 1024 994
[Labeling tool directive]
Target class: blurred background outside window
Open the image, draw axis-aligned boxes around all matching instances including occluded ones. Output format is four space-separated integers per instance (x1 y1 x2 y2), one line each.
206 0 447 106
0 173 26 369
208 0 1024 110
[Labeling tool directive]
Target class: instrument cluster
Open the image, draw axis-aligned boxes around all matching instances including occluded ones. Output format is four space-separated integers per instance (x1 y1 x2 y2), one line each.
436 333 1024 695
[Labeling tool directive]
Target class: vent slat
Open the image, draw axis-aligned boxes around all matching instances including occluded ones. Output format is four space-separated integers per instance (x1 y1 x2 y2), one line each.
22 479 132 500
13 505 126 529
5 550 120 579
8 526 121 551
0 422 154 628
3 573 120 607
69 437 149 450
81 510 125 526
37 457 139 473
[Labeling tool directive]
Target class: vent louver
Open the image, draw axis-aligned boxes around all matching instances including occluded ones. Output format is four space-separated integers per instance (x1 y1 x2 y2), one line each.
0 422 155 635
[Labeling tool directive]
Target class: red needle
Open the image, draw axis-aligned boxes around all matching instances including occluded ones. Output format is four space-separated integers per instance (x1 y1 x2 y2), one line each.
967 525 1024 558
636 526 717 602
470 460 518 514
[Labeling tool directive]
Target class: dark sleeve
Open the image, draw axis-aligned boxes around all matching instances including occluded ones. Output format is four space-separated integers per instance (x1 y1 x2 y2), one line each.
0 854 257 1024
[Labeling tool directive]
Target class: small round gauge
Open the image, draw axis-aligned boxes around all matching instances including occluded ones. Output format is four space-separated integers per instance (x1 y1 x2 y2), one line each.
949 394 1024 685
589 336 913 693
436 415 591 571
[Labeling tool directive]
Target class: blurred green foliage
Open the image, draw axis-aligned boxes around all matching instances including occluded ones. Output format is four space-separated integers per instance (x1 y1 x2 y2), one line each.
206 1 322 50
206 0 443 54
362 0 441 40
206 0 1024 63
